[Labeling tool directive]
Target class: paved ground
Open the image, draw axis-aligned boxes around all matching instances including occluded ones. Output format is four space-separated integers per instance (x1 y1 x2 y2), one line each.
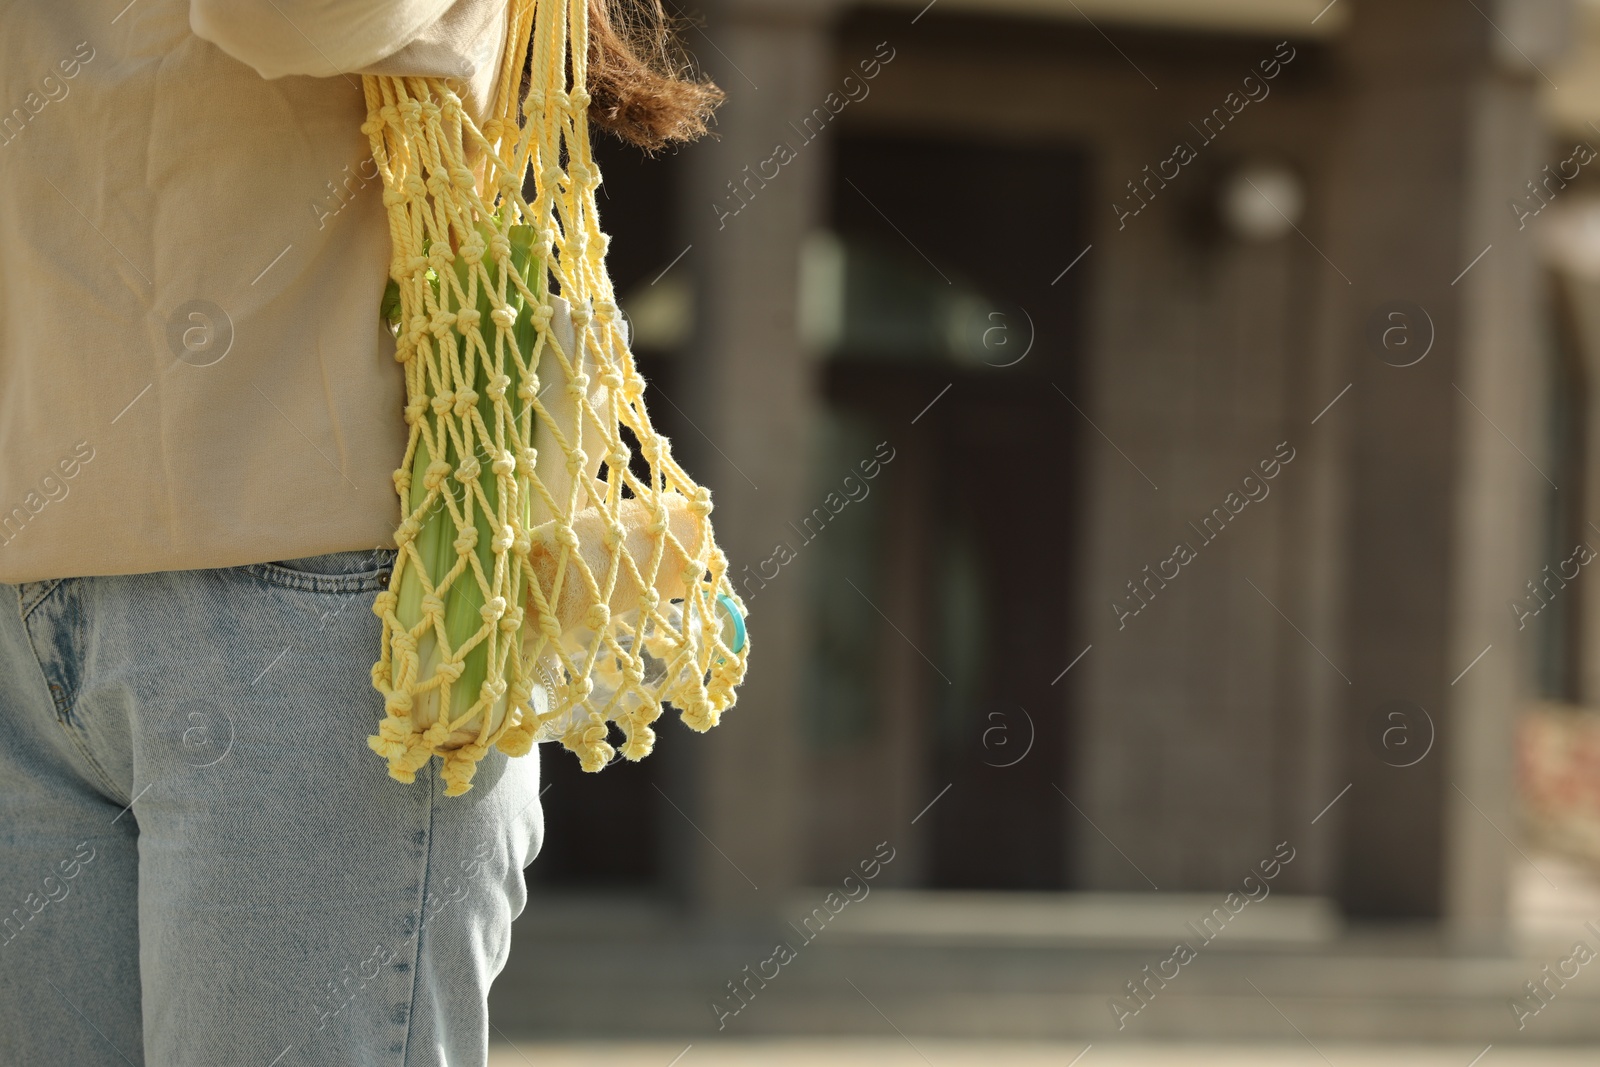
488 1039 1598 1066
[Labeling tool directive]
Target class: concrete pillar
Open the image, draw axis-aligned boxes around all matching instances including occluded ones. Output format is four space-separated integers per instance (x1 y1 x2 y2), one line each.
1323 0 1559 940
1444 0 1568 948
672 0 835 923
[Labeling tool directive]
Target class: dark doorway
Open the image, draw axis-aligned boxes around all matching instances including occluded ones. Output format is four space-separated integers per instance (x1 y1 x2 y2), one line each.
814 132 1089 889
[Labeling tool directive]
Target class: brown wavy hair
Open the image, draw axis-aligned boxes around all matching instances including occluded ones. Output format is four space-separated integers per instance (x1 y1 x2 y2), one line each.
586 0 723 151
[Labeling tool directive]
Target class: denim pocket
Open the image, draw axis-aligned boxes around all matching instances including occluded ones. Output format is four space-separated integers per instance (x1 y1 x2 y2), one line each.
244 548 396 594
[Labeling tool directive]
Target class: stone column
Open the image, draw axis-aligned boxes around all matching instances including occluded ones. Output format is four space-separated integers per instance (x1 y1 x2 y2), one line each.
1324 0 1560 942
671 0 836 923
1444 0 1569 948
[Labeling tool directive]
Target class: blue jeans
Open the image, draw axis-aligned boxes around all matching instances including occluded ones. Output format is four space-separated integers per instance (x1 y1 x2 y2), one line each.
0 549 543 1066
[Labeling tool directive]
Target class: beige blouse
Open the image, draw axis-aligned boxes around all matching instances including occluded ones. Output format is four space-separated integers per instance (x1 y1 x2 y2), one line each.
0 0 506 583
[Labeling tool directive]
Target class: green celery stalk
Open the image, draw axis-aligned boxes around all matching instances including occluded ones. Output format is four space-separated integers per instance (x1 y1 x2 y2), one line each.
386 220 544 739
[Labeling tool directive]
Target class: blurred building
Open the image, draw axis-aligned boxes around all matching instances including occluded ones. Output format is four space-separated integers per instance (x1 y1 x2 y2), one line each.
496 0 1600 1045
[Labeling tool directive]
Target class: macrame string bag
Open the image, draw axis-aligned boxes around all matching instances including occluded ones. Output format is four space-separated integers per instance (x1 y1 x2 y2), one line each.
361 0 748 796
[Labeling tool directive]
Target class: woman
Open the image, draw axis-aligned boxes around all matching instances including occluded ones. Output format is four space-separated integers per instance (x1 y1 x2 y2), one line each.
0 2 718 1064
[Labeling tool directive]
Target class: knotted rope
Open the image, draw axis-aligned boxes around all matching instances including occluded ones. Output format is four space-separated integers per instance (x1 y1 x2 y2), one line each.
362 0 748 795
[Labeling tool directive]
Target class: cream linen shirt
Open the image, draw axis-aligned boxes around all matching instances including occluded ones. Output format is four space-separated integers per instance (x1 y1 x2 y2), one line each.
0 0 508 582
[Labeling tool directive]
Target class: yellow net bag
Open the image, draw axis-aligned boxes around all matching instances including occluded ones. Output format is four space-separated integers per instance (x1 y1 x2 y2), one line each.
362 0 748 796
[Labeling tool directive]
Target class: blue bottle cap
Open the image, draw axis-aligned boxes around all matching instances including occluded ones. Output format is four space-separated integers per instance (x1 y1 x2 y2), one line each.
714 593 746 654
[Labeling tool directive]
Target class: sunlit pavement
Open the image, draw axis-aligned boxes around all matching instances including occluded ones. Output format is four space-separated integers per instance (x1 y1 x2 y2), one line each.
488 1040 1599 1066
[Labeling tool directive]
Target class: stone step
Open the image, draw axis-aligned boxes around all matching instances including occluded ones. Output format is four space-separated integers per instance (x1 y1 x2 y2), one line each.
491 893 1600 1044
486 1040 1600 1067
